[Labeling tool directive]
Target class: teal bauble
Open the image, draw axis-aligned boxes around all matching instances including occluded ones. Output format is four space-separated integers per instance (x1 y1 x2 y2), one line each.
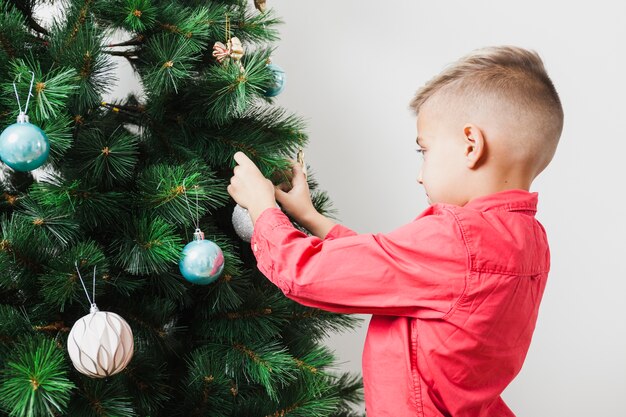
179 229 225 285
0 113 49 172
264 63 286 97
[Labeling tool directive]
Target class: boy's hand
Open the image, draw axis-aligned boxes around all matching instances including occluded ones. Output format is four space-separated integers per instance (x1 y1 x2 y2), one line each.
275 159 317 224
228 152 276 224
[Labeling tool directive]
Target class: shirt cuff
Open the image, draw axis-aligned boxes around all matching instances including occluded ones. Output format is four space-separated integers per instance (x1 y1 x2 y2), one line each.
252 207 292 234
250 207 294 290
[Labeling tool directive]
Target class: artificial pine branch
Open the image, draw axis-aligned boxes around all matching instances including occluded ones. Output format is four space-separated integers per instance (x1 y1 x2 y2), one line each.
0 1 365 415
23 8 48 35
1 58 79 122
0 336 75 417
0 304 33 345
111 215 183 275
40 239 108 311
71 125 140 188
106 34 146 48
0 1 29 60
103 48 139 58
142 32 199 96
135 160 230 227
68 377 135 417
5 0 50 36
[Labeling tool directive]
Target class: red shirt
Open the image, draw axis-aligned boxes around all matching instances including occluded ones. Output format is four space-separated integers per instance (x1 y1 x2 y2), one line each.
250 189 549 416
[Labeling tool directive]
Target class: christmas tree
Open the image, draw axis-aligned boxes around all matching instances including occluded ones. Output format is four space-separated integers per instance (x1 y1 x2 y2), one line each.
0 0 364 416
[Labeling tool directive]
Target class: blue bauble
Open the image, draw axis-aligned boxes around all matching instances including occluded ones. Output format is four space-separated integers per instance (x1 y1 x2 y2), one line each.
264 63 286 97
0 115 49 172
179 230 225 285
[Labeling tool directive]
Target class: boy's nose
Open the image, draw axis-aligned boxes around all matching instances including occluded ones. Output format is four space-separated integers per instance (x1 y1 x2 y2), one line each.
417 169 423 185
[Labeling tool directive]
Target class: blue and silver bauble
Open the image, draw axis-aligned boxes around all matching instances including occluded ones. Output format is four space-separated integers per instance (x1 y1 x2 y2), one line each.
179 228 225 285
263 63 286 97
0 112 49 172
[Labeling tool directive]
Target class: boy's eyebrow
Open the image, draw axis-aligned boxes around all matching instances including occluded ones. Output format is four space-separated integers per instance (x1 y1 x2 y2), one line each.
416 136 424 146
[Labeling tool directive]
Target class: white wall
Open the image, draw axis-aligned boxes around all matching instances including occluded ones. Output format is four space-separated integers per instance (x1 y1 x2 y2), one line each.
268 1 626 416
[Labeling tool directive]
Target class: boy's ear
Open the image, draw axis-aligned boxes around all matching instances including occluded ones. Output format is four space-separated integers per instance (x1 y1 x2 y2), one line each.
463 124 485 169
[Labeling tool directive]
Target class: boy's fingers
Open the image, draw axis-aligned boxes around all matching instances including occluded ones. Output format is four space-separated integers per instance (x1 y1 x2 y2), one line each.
276 182 291 192
274 186 288 202
233 151 252 167
291 161 307 187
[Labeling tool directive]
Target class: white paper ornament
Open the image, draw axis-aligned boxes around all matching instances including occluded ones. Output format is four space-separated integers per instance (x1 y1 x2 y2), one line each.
67 263 134 378
67 304 134 378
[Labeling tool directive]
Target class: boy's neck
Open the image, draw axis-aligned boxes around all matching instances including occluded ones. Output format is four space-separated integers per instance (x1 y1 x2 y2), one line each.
462 173 532 205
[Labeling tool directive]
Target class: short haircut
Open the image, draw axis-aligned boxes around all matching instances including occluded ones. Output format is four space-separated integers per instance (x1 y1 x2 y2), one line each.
409 45 564 175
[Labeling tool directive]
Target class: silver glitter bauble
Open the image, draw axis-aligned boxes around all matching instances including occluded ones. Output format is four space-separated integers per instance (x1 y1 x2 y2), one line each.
232 203 281 242
232 204 254 242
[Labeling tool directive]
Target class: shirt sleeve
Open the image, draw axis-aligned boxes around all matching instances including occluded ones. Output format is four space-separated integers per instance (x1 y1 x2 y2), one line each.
249 207 468 318
323 223 358 240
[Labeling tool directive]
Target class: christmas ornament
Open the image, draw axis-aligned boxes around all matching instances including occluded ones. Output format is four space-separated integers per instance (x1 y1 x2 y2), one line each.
68 308 134 378
264 63 286 97
254 0 267 12
232 203 283 242
179 228 225 285
232 204 254 242
212 15 245 71
67 264 134 378
178 179 225 284
0 72 50 172
212 37 244 64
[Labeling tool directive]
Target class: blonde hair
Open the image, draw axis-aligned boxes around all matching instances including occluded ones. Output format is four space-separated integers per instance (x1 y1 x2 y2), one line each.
409 45 564 176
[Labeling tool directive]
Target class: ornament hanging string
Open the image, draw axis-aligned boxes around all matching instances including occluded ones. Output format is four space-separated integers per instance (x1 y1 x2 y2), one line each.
13 71 35 121
225 14 230 42
74 261 99 313
182 178 200 229
182 178 204 239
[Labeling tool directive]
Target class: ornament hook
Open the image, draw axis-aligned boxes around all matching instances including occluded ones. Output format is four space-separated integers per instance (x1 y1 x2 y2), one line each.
74 261 99 313
193 228 205 241
297 149 307 179
12 71 35 123
182 177 201 231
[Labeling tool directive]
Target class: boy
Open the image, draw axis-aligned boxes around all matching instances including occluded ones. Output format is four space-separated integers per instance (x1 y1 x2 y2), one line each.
227 45 563 416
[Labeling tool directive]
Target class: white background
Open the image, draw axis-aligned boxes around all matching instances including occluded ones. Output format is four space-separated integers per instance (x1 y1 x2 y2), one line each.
43 0 626 415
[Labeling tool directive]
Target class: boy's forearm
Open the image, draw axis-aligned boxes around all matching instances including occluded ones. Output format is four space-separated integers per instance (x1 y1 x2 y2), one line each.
250 204 337 239
299 211 337 239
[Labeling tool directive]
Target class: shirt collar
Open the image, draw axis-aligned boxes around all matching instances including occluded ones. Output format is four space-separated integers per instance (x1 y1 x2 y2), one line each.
462 189 538 213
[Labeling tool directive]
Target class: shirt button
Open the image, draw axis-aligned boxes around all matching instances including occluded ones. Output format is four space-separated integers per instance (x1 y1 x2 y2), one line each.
253 243 258 252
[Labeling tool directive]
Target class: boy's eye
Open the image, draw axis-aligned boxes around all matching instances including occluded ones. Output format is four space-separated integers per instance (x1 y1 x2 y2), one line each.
415 148 425 155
